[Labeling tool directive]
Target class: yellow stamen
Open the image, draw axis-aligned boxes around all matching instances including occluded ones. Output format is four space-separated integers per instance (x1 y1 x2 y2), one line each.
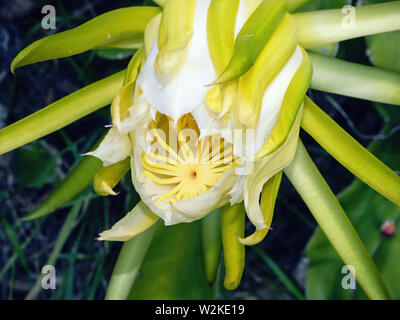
141 113 236 203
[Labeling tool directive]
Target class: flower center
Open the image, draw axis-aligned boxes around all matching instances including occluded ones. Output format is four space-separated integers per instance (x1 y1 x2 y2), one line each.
141 113 236 203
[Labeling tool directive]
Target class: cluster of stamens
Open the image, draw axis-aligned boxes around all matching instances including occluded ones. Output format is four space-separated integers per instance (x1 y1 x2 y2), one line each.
141 113 236 203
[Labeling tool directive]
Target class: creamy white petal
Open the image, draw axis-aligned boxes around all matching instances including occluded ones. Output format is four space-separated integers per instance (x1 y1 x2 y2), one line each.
244 46 304 158
137 0 216 122
119 92 154 133
97 200 159 241
243 108 303 229
88 127 131 167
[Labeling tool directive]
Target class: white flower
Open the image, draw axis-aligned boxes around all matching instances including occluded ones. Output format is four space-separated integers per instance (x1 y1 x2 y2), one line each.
91 0 307 241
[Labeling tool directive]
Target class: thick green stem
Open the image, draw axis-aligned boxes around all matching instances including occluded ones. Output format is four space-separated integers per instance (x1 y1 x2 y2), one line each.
284 141 390 300
0 70 125 155
105 223 158 300
308 51 400 106
295 2 400 48
302 97 400 207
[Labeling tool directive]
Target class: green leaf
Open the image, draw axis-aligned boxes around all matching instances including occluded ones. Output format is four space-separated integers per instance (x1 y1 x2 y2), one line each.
306 117 400 299
11 7 160 72
128 221 214 300
0 70 125 155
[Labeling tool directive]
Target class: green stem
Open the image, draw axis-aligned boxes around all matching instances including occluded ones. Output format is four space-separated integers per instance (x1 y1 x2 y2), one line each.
284 141 390 300
295 1 400 48
0 70 125 155
308 52 400 106
105 223 158 300
302 97 400 207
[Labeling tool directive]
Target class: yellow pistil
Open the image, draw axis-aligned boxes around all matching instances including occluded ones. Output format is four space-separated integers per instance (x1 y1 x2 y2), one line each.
141 113 236 204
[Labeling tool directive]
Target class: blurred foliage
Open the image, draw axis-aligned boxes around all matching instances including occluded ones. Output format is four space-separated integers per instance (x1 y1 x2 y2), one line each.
15 142 57 189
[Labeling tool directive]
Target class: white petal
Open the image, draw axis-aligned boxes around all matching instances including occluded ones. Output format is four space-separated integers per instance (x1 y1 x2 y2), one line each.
119 92 154 133
244 108 303 229
87 127 131 167
137 0 216 122
97 201 159 241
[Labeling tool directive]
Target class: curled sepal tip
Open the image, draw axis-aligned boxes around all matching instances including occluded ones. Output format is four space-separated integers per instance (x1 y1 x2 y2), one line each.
94 158 130 196
221 203 246 290
239 171 282 246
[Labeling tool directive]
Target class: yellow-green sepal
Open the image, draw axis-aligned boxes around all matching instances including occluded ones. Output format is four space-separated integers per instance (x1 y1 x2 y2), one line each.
221 203 246 290
205 0 240 115
256 47 312 158
207 0 240 74
111 48 143 130
94 158 130 196
155 0 197 75
233 13 299 130
22 137 105 221
0 70 125 155
215 0 286 84
238 171 282 246
11 7 160 72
